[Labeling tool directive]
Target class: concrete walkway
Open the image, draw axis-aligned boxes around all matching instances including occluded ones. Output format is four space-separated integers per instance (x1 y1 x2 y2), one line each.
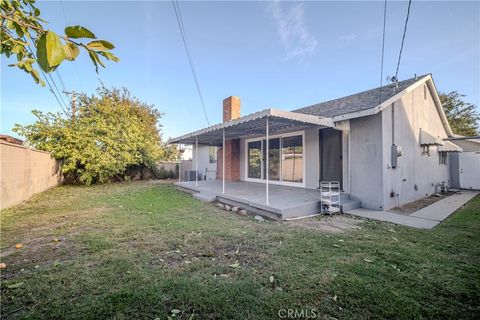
410 191 479 221
346 190 479 229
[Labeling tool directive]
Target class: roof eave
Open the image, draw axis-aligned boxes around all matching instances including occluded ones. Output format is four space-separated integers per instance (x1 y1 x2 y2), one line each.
331 75 454 137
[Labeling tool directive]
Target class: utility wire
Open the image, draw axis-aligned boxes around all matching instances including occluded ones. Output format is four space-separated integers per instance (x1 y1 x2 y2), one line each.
59 0 102 92
394 0 412 79
172 0 210 125
59 0 69 25
47 71 69 111
378 0 388 105
24 43 69 116
54 0 69 95
56 71 67 92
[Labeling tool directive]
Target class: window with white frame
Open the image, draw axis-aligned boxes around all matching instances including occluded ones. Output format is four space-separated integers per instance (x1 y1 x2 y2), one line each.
208 146 217 163
246 134 303 184
439 151 448 165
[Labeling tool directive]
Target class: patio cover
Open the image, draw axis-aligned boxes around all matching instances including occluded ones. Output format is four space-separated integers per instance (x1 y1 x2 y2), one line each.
438 141 463 152
168 108 335 145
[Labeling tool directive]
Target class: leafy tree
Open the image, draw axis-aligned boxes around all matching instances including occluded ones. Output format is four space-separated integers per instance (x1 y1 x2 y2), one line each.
440 91 480 136
14 87 179 184
1 0 118 86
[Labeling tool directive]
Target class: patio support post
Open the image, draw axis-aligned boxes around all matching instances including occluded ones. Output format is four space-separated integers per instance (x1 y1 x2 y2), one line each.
178 141 181 182
266 116 269 205
195 137 198 187
222 128 225 194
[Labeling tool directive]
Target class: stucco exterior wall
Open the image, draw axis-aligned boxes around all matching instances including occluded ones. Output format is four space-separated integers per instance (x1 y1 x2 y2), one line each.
1 141 63 209
381 84 450 210
192 145 217 180
349 113 384 209
304 127 320 189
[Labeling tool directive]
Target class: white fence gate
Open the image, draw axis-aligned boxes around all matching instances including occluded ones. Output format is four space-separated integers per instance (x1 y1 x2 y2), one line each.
459 152 480 190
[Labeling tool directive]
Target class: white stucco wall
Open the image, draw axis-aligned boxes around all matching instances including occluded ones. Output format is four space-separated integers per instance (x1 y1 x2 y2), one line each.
381 83 450 210
192 145 217 180
349 113 384 210
304 127 320 189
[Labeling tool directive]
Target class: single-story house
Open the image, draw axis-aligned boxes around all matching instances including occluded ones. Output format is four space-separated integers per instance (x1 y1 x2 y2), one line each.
169 74 466 220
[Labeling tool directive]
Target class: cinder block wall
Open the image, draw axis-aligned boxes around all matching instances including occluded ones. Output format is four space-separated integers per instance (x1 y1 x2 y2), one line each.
1 141 63 209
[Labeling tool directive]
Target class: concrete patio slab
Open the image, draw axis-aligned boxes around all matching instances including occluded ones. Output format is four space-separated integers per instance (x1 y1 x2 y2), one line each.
410 190 479 221
346 208 439 229
175 180 361 219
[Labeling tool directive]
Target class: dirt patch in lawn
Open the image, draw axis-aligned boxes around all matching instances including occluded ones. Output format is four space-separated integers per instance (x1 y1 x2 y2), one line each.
285 214 363 234
389 191 456 214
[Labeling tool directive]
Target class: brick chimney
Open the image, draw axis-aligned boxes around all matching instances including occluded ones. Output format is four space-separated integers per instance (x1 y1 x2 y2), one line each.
217 96 241 181
223 96 241 122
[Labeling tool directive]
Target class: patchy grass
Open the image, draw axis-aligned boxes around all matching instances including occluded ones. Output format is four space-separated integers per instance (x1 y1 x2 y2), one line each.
1 182 479 319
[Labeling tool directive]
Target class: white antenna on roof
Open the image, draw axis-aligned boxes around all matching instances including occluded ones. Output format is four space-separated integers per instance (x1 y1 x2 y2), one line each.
386 75 399 93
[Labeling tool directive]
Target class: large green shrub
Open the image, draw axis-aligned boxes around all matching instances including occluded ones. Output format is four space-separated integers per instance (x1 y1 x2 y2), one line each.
14 87 179 184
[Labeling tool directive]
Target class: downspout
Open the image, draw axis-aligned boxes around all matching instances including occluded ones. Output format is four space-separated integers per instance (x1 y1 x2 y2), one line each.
195 137 198 187
348 131 351 194
222 129 225 194
266 116 269 205
391 103 397 206
178 141 182 182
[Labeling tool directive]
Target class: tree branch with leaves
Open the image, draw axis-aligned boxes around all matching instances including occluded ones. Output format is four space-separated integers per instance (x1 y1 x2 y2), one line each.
1 0 119 86
14 87 179 185
440 91 480 136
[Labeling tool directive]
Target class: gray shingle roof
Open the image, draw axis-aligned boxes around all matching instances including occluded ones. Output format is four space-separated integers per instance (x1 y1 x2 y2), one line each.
292 74 429 118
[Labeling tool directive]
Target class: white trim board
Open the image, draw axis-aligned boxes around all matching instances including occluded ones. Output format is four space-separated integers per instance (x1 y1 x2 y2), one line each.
243 130 306 188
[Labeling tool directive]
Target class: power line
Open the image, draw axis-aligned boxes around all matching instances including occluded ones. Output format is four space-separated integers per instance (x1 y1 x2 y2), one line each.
47 71 69 111
59 0 69 25
59 0 101 94
56 0 71 97
378 0 388 105
56 71 67 92
171 0 210 125
24 44 69 116
395 0 413 79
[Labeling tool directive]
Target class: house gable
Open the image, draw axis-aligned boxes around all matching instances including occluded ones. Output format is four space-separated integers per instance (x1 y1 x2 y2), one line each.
381 82 451 210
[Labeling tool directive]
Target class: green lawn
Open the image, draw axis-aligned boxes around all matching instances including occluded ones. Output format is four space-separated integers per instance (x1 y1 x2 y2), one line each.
1 182 479 319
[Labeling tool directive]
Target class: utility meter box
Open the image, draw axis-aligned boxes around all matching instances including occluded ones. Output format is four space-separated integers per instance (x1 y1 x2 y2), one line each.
391 144 403 169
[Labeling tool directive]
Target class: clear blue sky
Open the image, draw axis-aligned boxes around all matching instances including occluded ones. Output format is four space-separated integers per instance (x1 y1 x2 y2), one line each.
2 0 479 140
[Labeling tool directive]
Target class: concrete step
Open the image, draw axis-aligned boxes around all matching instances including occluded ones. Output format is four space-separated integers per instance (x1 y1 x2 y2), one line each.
340 192 351 201
341 199 361 212
281 202 322 219
217 196 283 220
193 192 217 203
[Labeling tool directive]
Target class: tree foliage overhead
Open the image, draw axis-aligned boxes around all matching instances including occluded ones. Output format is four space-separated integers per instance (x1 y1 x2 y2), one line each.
14 87 179 184
1 0 118 86
440 91 480 136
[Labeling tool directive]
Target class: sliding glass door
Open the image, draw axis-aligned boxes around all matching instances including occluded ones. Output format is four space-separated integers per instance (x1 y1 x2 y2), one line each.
246 134 303 184
281 135 303 183
247 141 262 179
262 138 280 181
